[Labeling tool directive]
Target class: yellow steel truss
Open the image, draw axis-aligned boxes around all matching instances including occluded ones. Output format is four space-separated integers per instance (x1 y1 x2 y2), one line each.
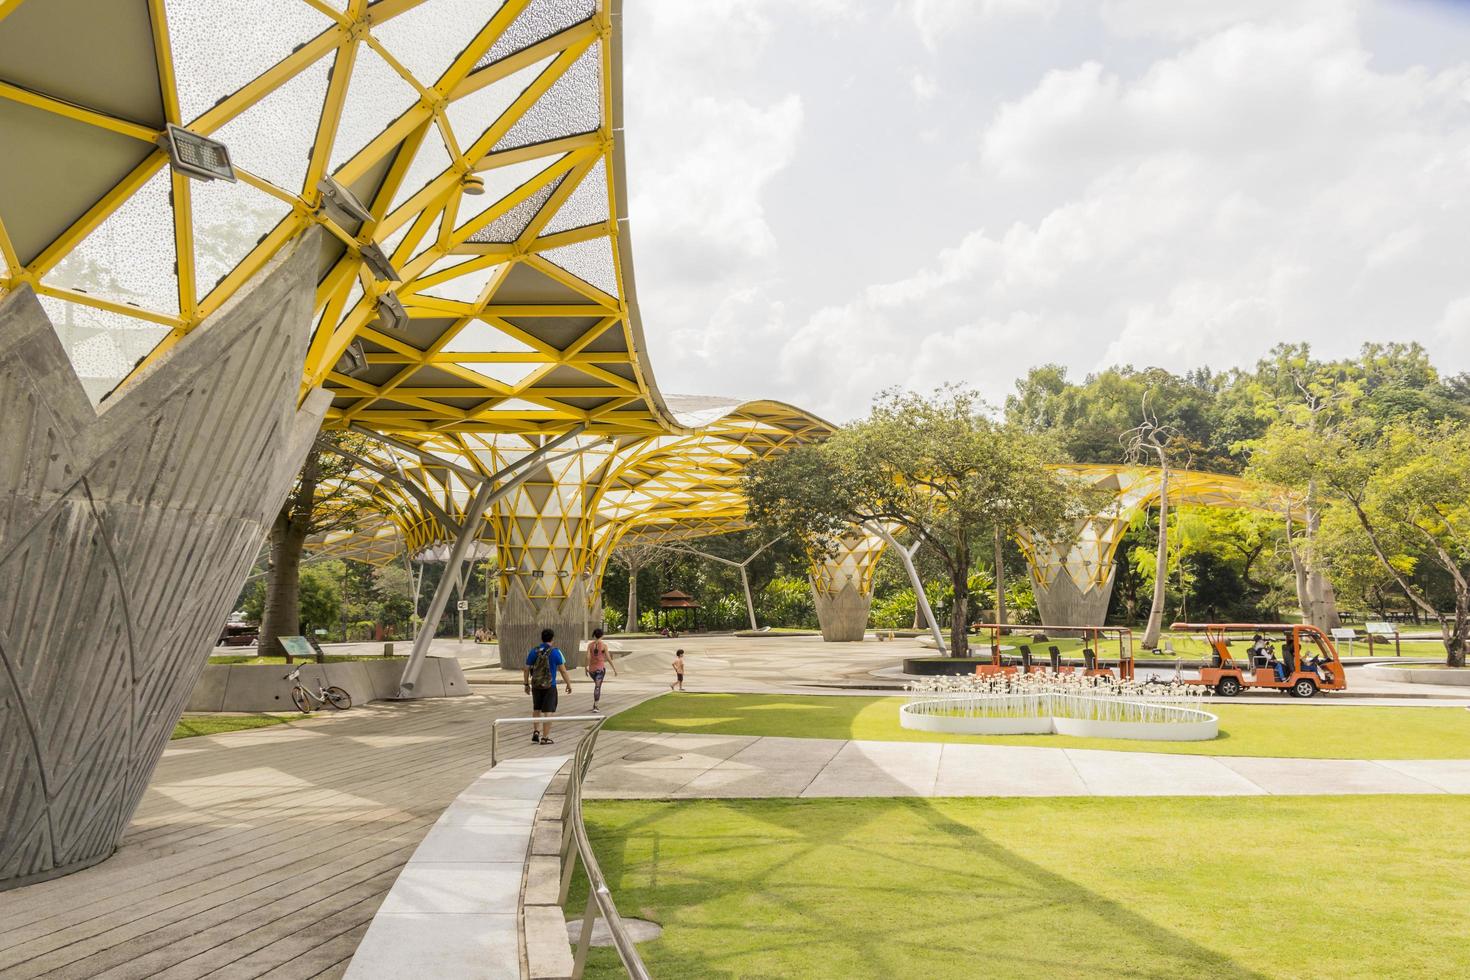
0 0 689 434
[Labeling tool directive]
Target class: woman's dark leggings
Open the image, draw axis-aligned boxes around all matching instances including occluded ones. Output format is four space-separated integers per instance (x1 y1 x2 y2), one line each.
590 668 606 703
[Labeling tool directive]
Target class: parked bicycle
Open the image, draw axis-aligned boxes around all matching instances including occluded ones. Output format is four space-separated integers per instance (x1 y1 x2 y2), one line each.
284 666 352 712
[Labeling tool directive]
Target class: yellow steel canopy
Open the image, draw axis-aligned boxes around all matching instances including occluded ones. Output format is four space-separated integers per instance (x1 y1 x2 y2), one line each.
0 0 699 435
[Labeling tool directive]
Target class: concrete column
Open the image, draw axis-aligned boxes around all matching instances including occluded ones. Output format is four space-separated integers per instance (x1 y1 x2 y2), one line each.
0 233 329 890
1031 562 1117 628
1021 528 1120 629
808 532 886 641
490 449 608 669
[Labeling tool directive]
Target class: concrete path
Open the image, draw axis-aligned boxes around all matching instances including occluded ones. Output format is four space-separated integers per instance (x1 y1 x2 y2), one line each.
583 730 1470 799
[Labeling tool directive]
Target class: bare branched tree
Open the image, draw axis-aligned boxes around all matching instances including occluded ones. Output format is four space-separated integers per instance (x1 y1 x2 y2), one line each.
609 542 660 632
1122 394 1181 649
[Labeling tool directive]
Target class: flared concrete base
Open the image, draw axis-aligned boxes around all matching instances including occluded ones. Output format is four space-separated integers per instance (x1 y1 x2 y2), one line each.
1033 569 1115 629
813 581 873 641
497 578 589 669
0 234 329 888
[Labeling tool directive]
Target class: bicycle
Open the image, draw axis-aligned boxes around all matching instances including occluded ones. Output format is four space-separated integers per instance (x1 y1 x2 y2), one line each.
284 666 352 712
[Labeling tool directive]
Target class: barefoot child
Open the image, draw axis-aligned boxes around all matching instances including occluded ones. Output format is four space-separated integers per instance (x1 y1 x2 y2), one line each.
670 648 685 691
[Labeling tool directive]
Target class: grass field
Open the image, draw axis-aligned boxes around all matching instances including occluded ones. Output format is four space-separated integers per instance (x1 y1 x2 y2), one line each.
607 693 1470 758
170 713 296 739
572 796 1470 979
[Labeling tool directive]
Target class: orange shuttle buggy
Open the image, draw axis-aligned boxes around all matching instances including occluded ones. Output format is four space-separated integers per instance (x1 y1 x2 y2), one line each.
1171 622 1346 698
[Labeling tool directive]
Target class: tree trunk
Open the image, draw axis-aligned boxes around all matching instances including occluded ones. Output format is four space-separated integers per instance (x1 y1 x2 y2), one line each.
259 512 307 660
993 526 1006 630
1302 482 1341 630
949 543 970 658
627 568 639 633
1142 460 1169 648
1448 592 1469 668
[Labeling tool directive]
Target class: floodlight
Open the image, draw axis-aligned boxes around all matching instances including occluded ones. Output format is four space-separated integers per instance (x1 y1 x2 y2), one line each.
157 124 236 182
376 292 409 335
334 340 370 379
359 242 401 283
317 176 374 225
461 173 486 196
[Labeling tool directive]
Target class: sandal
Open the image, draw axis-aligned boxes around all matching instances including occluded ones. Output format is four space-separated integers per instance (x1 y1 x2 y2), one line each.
540 737 555 746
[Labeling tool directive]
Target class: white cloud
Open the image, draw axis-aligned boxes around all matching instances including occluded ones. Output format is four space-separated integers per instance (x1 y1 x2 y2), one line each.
767 11 1470 419
622 1 1470 421
909 0 1060 50
911 71 940 102
1099 0 1357 41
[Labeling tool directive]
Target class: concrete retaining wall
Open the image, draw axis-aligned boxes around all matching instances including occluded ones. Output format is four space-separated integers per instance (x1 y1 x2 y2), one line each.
1360 663 1470 686
187 659 469 712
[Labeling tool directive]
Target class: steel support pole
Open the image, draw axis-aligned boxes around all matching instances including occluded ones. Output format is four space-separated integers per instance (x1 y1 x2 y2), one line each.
642 538 777 632
395 428 589 697
739 566 757 631
865 523 946 654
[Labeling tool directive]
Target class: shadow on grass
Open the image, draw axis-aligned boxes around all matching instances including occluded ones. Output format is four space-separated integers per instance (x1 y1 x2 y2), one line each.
572 797 1264 979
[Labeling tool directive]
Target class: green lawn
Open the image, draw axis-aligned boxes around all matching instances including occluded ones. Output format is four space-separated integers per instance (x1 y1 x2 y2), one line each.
607 693 1470 759
572 797 1470 979
170 713 296 739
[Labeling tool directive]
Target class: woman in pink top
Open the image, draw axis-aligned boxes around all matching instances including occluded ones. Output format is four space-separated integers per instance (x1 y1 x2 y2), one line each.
585 628 618 712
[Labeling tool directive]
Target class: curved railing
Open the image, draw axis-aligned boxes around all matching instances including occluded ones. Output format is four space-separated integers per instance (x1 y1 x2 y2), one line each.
492 715 651 979
564 719 652 979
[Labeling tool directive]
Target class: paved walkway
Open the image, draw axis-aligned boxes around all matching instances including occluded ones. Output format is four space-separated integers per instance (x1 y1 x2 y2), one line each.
0 688 637 980
584 730 1470 798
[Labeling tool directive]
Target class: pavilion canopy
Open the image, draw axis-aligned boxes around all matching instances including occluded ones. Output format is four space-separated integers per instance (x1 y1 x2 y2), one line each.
0 0 692 435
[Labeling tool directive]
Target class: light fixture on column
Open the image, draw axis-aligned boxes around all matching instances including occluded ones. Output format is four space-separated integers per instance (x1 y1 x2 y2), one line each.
376 292 409 335
461 173 485 196
157 124 236 182
317 176 374 225
359 242 401 283
334 339 370 379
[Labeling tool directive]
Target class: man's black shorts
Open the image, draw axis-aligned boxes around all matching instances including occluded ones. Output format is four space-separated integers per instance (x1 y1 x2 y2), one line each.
532 686 559 713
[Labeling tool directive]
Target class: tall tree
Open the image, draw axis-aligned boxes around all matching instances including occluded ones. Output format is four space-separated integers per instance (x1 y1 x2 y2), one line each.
745 386 1089 656
1261 419 1470 666
609 542 659 633
257 433 378 658
1123 398 1182 649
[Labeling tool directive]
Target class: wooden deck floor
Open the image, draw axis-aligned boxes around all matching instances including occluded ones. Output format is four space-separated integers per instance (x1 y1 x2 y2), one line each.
0 684 645 980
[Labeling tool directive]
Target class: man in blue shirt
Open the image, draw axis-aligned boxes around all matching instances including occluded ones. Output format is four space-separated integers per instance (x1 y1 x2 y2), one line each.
522 628 573 745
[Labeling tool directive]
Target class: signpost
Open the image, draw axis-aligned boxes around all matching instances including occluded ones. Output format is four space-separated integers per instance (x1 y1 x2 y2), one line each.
279 635 314 665
1330 627 1357 657
1365 621 1401 657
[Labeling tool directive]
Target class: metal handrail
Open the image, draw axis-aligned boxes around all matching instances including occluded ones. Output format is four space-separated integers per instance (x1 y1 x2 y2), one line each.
491 715 651 979
490 714 602 767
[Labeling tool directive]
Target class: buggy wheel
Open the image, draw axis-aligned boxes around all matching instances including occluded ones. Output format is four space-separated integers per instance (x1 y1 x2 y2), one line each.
1292 678 1318 699
1215 676 1243 697
291 686 311 713
325 686 352 710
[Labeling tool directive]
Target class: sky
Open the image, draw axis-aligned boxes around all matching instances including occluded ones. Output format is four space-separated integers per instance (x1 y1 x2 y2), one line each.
619 0 1470 423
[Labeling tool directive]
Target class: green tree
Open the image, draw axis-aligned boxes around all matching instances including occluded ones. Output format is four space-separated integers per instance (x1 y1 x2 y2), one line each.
746 386 1088 656
257 433 380 658
1258 418 1470 666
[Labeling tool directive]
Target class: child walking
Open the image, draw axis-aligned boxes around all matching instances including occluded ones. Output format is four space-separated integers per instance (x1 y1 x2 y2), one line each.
670 649 685 691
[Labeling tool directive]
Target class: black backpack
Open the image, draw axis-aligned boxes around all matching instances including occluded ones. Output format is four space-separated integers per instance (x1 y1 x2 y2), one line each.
530 643 554 689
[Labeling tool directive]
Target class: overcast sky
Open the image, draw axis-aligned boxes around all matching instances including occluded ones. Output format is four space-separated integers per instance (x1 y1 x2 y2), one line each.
619 0 1470 422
